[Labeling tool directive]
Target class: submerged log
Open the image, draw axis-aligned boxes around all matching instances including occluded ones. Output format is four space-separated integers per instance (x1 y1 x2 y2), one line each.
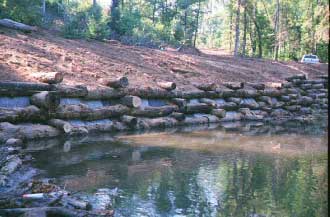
30 91 60 111
157 81 176 91
105 76 129 88
54 84 88 97
86 86 125 99
0 18 37 31
130 105 178 118
120 95 142 108
120 115 138 127
194 83 217 91
32 72 64 84
55 104 129 120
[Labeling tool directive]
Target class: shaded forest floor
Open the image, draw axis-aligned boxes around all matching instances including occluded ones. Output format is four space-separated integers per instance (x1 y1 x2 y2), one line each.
0 28 328 90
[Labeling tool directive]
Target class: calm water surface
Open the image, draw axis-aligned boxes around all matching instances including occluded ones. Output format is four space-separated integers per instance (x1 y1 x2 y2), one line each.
30 122 328 217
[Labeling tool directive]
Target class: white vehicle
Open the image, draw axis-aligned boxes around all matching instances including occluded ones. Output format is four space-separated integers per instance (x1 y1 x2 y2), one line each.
300 54 320 64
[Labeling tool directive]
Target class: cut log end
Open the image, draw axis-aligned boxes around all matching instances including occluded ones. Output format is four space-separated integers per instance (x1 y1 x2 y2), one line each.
33 72 64 84
120 96 142 108
105 76 129 88
157 81 177 91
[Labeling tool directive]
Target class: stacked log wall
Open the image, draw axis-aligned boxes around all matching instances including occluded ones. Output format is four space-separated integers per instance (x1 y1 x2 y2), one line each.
0 75 328 141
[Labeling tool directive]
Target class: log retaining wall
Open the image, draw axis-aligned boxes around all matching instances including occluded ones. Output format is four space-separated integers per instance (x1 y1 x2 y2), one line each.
0 74 328 142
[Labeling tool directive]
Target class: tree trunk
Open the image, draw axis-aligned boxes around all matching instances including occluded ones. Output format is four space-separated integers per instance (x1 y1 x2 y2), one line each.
242 5 247 57
110 0 121 34
234 0 242 56
193 0 201 48
42 0 46 17
273 0 280 60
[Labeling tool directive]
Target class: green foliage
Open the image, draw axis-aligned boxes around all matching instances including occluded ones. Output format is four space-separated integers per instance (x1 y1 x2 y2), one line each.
0 0 42 25
62 0 109 39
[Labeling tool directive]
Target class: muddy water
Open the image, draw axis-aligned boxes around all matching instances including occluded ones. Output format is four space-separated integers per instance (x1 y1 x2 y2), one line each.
30 122 328 217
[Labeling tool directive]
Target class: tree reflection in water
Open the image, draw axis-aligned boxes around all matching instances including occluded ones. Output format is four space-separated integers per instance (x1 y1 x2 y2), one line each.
30 122 328 217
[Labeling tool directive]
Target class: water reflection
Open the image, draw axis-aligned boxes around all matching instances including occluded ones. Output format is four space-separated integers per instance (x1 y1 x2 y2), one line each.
30 122 328 217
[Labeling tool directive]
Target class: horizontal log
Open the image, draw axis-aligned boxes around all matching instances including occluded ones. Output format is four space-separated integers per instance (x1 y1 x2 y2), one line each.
104 76 129 88
86 86 125 99
182 116 209 125
194 83 217 91
157 81 176 91
169 112 185 121
137 117 178 129
171 98 187 108
183 103 212 114
0 122 60 142
47 119 85 135
286 74 307 81
127 87 176 99
245 82 265 90
0 18 37 31
223 82 244 90
32 72 64 84
199 98 217 107
130 105 178 118
0 82 52 92
0 105 45 123
120 115 138 127
54 84 88 97
211 109 226 118
55 104 129 120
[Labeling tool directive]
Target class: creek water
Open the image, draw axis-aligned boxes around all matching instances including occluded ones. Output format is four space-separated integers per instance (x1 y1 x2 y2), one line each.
30 121 328 217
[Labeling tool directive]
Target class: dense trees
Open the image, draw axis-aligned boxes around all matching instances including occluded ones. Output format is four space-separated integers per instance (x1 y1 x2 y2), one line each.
0 0 328 62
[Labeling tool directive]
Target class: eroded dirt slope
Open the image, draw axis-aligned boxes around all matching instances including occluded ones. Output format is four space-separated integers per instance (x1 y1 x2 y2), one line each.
0 28 328 90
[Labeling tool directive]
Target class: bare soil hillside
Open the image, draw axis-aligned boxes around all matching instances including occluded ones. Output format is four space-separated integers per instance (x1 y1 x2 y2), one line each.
0 28 328 90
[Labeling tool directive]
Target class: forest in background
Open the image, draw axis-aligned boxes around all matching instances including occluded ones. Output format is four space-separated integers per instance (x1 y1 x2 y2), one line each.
0 0 328 62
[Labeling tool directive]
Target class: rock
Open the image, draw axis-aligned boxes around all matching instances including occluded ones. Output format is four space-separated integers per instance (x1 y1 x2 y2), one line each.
5 138 23 147
1 155 22 175
0 175 7 186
